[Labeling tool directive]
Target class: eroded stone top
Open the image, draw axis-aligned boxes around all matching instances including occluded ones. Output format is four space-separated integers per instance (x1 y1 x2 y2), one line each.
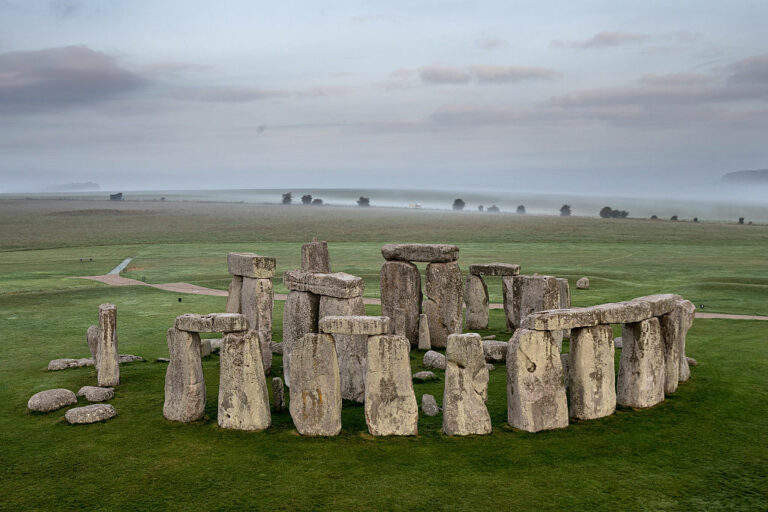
319 315 390 335
381 244 459 263
521 307 600 331
631 294 683 317
469 263 521 276
227 252 276 278
174 313 248 333
283 270 364 298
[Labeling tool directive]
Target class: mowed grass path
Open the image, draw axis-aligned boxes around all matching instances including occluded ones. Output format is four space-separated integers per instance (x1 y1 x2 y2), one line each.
1 199 766 510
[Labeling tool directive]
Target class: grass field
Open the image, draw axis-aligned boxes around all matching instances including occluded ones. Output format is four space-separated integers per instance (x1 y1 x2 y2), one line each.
1 198 766 510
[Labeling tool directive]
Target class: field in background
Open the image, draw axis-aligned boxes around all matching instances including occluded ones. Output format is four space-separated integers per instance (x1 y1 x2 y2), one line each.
1 198 766 510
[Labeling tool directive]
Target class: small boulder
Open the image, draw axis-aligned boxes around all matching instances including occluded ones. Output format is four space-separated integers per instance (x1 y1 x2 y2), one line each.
686 356 699 367
28 389 77 412
413 371 437 382
65 404 117 424
423 350 446 370
47 358 94 371
119 354 144 363
485 363 496 371
576 277 589 290
77 386 114 402
421 394 440 417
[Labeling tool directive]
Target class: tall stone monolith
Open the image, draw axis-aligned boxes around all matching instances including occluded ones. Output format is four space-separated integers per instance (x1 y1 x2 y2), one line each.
464 275 489 330
660 299 696 391
380 260 422 345
225 275 243 313
301 239 331 273
319 295 366 403
568 324 616 420
617 318 665 408
241 276 273 374
418 313 431 350
97 303 120 387
424 261 463 348
218 331 271 431
443 333 491 436
282 290 319 387
163 328 205 422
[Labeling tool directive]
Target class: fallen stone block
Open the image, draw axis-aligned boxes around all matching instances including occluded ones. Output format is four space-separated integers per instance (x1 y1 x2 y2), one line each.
617 318 665 408
413 370 437 382
482 339 508 363
65 404 117 424
271 342 282 354
469 263 520 276
568 324 616 420
319 315 390 335
686 356 698 366
423 350 446 370
301 239 331 273
365 335 418 436
482 335 496 340
443 333 491 436
381 243 459 263
380 260 422 344
156 358 170 363
227 252 276 278
284 270 364 299
421 394 440 416
218 331 271 431
28 389 77 412
48 358 94 371
118 354 144 363
521 307 600 331
77 386 114 402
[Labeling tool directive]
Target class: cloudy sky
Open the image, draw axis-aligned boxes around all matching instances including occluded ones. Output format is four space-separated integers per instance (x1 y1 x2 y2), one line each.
1 0 766 194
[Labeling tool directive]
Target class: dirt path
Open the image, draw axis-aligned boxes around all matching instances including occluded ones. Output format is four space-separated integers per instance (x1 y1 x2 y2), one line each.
77 274 768 321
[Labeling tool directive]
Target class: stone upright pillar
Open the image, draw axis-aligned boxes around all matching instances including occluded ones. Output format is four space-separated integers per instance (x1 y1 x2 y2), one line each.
86 325 99 360
380 261 422 345
218 331 271 431
241 276 273 374
301 238 331 272
568 324 616 420
660 299 696 390
97 304 119 387
225 275 243 313
163 328 205 422
319 295 366 403
501 276 516 332
464 275 489 330
617 318 665 408
417 313 431 350
506 275 560 330
443 333 491 436
282 290 319 387
424 261 463 348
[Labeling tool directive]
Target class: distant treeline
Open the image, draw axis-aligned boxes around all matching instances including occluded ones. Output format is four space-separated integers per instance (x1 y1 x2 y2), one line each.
721 169 768 183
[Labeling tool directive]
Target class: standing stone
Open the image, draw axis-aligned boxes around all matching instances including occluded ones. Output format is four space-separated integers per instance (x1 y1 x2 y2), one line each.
660 299 696 390
97 304 120 387
557 277 572 340
393 307 407 336
85 325 100 360
200 339 212 357
576 277 589 289
241 277 273 374
218 331 271 431
501 276 516 332
289 334 341 436
568 324 616 420
301 239 331 272
282 290 319 388
319 295 367 403
380 261 422 345
677 300 696 382
424 261 463 348
560 354 570 387
464 274 489 330
417 313 431 350
225 275 243 313
443 333 491 436
365 335 418 436
506 328 568 432
422 394 440 416
163 328 205 422
617 318 665 408
272 377 285 411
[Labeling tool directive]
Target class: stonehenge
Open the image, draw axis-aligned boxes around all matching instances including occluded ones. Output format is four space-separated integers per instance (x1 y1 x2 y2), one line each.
97 303 120 387
617 318 665 408
443 333 491 436
380 260 422 344
424 261 463 348
465 263 521 330
218 330 271 431
282 290 319 387
568 324 615 420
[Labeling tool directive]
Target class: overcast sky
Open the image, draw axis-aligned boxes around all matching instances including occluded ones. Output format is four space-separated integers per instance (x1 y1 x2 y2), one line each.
1 0 766 195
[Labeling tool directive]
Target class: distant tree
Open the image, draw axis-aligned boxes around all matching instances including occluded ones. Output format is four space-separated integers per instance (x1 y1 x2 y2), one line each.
301 194 312 205
487 204 500 213
357 196 370 207
282 192 292 204
738 217 745 224
160 197 165 201
693 217 699 223
312 198 323 205
452 198 465 211
560 204 572 217
516 205 526 215
650 215 658 220
671 215 678 221
599 206 613 218
478 205 484 212
600 206 629 219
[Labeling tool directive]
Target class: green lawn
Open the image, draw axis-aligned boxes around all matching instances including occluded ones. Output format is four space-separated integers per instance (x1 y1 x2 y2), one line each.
0 199 766 510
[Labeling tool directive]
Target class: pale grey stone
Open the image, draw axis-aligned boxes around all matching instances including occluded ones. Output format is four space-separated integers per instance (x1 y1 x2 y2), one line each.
677 300 696 382
289 334 342 436
393 307 407 337
225 275 243 313
521 307 600 331
283 270 364 298
568 324 616 420
631 294 683 317
241 277 273 374
592 301 653 325
272 377 285 411
660 299 696 389
424 261 463 348
464 274 489 330
27 389 76 412
423 350 446 370
512 276 562 329
301 239 331 273
174 313 248 333
381 243 459 263
482 335 497 340
86 325 99 360
576 277 589 289
380 261 422 345
319 315 390 335
614 337 623 349
97 303 119 387
227 252 276 278
218 331 271 431
506 328 569 432
210 338 223 353
686 356 698 367
118 354 144 363
200 339 212 358
418 313 431 350
501 276 515 331
443 333 491 436
617 318 665 408
468 263 520 276
365 335 419 436
421 394 440 416
319 296 367 403
282 290 319 388
560 353 569 387
413 370 437 382
486 363 496 371
271 342 282 354
483 339 508 363
77 386 114 402
557 278 571 308
47 358 94 371
163 328 205 422
65 404 116 424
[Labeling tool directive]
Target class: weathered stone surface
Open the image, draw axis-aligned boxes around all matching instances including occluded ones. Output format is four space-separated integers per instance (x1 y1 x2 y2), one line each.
560 354 570 387
423 350 446 370
501 276 515 331
677 300 696 382
469 263 520 276
661 299 696 389
422 394 440 416
86 325 99 360
284 270 364 299
210 338 223 353
365 335 419 436
482 339 508 363
319 315 390 335
515 276 561 328
380 261 422 345
614 337 623 349
443 333 491 436
319 296 367 403
289 334 342 436
617 318 665 408
218 331 271 431
482 335 496 340
301 239 331 273
686 356 698 367
522 308 600 331
225 275 243 313
163 328 205 422
65 404 116 424
486 363 496 371
464 274 489 330
413 370 437 382
270 342 282 354
48 358 94 371
27 389 76 412
424 262 463 348
393 307 407 336
77 386 114 402
381 243 459 263
282 290 319 388
558 278 571 308
576 277 589 289
227 252 276 278
174 313 248 333
592 301 653 325
97 303 120 387
631 294 683 317
568 324 616 420
272 377 285 411
241 277 273 373
418 313 431 350
506 328 568 432
200 339 212 357
118 354 144 363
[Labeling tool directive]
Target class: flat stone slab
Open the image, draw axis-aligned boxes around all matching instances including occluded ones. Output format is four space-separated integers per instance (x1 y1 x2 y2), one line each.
283 270 364 299
381 244 459 263
319 315 390 335
521 307 600 331
65 404 117 424
174 313 248 333
227 252 276 278
469 263 521 276
592 301 653 324
28 389 77 412
631 294 683 317
77 386 114 402
413 370 437 382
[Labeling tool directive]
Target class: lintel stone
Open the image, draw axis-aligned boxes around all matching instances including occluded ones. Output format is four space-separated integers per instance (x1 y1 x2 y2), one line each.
469 263 521 276
175 313 248 333
283 270 364 298
319 315 390 335
381 243 459 263
227 252 276 278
